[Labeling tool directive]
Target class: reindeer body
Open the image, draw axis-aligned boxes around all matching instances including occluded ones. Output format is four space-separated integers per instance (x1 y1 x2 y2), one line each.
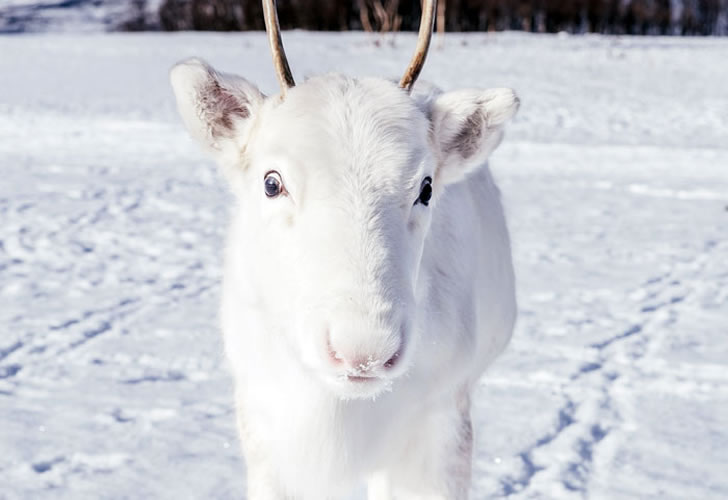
221 114 516 497
171 13 518 496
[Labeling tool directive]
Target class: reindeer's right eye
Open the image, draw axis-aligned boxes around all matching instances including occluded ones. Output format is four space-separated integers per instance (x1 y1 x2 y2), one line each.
416 177 433 206
264 171 284 198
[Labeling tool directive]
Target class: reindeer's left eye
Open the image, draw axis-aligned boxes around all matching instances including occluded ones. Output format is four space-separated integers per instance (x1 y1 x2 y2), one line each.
416 177 433 206
264 171 284 198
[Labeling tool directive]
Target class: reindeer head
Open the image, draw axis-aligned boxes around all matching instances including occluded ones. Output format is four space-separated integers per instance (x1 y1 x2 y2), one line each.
170 0 518 400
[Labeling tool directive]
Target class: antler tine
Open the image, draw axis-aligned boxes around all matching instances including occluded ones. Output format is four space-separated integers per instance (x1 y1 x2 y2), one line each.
262 0 295 93
400 0 437 92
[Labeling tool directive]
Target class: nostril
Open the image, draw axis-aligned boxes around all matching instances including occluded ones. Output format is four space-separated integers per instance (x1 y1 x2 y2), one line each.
384 323 407 370
383 346 403 369
326 335 343 365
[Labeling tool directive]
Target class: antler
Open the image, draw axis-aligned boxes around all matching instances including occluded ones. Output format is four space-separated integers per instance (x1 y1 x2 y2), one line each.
400 0 436 92
262 0 435 94
262 0 295 93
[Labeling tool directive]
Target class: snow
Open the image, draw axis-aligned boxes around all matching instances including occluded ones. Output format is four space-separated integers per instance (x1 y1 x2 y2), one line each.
0 1 163 33
1 31 727 499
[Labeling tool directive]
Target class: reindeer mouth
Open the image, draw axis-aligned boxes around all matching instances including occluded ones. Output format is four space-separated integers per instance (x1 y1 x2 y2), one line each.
346 374 380 383
324 371 393 400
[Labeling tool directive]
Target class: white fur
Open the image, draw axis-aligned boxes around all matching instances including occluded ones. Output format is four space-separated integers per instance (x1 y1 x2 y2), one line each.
170 58 519 500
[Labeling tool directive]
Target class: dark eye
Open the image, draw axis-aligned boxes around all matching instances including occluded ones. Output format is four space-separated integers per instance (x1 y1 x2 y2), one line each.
264 171 283 198
416 176 433 206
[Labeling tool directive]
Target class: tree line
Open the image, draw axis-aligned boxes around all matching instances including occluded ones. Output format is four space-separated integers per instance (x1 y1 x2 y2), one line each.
153 0 728 35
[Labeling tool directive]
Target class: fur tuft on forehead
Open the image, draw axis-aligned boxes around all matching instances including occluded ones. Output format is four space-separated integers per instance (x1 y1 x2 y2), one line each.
253 74 431 191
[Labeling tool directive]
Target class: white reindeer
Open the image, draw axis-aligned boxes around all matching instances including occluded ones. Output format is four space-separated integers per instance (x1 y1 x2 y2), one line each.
170 0 518 497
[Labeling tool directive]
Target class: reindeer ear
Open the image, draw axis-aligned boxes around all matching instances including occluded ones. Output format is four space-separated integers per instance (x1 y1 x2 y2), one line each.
170 58 264 153
430 88 519 186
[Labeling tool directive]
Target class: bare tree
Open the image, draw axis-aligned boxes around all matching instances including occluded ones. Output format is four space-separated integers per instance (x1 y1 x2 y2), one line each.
359 0 402 33
155 0 727 35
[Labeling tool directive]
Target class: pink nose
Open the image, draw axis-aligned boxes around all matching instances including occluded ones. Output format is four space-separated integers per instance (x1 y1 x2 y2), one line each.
326 337 404 372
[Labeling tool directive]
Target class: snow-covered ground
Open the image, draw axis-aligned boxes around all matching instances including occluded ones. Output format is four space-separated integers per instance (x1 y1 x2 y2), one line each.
0 0 163 33
0 32 727 499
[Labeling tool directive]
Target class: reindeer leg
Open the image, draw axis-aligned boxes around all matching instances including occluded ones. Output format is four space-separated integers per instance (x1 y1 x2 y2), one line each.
236 405 288 500
387 389 473 500
368 470 394 500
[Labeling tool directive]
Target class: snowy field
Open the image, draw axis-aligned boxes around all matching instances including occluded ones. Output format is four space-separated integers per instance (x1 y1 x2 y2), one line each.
0 0 164 33
1 32 727 499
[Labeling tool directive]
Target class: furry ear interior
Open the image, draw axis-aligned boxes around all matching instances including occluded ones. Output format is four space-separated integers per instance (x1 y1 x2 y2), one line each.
170 58 264 152
430 88 519 186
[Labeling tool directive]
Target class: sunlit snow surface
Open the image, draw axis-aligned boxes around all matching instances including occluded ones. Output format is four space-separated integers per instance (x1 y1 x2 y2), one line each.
1 32 727 499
